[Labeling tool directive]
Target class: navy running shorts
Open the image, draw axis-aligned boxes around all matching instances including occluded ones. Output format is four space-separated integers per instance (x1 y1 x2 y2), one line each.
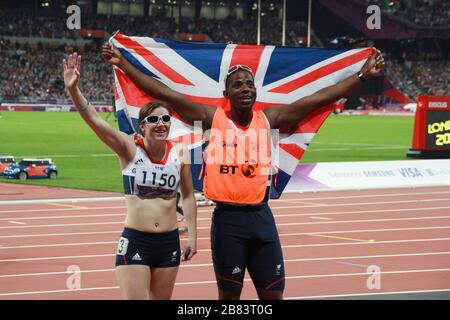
115 227 181 268
210 202 285 291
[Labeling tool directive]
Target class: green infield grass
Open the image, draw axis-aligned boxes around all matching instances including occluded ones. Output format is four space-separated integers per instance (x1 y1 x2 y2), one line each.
0 111 415 193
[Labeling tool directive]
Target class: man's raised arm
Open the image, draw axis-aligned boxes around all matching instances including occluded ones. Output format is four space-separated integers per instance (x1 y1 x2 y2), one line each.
264 48 385 130
102 43 216 129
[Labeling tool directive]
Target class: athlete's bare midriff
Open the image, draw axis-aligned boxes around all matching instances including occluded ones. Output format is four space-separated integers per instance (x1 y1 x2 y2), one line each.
124 195 178 233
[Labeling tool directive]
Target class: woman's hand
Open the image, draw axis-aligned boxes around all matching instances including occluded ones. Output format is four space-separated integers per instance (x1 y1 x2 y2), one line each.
360 48 385 78
63 53 81 90
102 42 123 67
182 240 197 261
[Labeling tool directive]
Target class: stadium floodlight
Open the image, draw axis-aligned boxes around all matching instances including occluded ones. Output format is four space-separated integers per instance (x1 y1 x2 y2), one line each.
282 0 286 46
307 0 312 47
257 0 261 45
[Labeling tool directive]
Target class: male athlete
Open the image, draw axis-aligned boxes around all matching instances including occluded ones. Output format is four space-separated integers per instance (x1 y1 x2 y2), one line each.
103 43 384 299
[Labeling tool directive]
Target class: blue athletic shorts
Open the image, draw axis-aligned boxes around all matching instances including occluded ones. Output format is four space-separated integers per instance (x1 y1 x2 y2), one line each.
210 202 285 291
115 227 181 268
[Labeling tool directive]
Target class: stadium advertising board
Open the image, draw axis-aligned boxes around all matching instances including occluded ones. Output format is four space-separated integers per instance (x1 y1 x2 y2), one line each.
285 159 450 192
408 95 450 158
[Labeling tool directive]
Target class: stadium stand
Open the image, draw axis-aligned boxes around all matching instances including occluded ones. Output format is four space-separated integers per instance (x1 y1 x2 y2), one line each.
384 51 449 99
0 41 113 103
0 0 447 104
364 0 450 28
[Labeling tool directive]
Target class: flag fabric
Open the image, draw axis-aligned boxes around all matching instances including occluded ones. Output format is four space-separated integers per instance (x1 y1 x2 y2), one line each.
111 32 372 198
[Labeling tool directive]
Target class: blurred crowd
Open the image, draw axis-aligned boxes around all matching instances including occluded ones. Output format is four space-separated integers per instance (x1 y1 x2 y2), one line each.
384 51 449 99
0 9 447 104
0 11 313 103
365 0 449 27
0 43 113 103
3 42 446 104
178 14 310 47
0 9 307 45
0 10 176 39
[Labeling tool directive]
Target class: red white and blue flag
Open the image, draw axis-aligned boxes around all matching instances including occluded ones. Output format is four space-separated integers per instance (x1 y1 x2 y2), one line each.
111 32 372 198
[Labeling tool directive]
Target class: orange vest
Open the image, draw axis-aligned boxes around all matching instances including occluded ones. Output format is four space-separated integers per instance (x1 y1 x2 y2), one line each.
203 108 272 204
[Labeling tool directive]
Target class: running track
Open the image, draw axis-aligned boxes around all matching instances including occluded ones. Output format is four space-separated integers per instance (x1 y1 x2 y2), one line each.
0 183 449 300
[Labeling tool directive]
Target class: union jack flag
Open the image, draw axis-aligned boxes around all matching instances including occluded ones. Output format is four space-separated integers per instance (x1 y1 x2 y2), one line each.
111 32 372 198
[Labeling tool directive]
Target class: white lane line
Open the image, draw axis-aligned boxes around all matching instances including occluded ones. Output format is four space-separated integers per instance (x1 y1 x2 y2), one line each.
337 261 369 268
1 197 450 216
0 269 449 297
0 241 117 250
0 269 115 278
1 236 450 251
1 250 449 264
0 213 127 221
0 198 125 206
0 221 122 229
308 233 373 243
287 289 450 300
0 206 126 214
275 190 450 201
272 206 450 219
1 189 450 208
1 214 449 230
0 253 114 262
1 265 450 281
283 252 450 263
274 215 450 227
1 205 449 222
1 225 449 239
0 287 120 297
8 221 27 225
285 226 450 236
0 192 200 206
309 216 333 220
0 230 122 239
281 237 450 248
46 203 89 209
270 198 450 210
177 268 450 285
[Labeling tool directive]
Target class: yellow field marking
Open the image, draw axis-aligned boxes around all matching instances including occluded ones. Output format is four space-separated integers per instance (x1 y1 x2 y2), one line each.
46 203 89 210
307 233 375 243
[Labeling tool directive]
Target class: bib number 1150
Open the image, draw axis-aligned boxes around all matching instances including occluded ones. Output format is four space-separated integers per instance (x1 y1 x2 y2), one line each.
141 171 176 188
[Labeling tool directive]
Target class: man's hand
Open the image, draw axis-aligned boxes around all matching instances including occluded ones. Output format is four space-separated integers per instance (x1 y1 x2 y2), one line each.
63 53 81 90
102 42 123 67
360 48 385 79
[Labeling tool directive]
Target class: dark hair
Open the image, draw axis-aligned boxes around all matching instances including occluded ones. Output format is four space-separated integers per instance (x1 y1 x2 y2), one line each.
138 100 173 123
224 67 254 90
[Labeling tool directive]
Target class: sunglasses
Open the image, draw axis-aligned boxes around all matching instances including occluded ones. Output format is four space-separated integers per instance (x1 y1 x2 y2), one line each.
142 114 171 124
227 64 254 77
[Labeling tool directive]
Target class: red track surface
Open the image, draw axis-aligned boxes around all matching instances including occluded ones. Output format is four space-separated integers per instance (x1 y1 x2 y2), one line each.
0 183 449 300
